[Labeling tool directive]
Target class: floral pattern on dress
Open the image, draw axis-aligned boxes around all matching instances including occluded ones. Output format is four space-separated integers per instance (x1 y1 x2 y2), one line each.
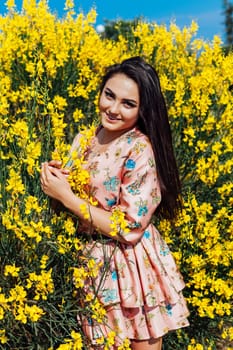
73 126 189 345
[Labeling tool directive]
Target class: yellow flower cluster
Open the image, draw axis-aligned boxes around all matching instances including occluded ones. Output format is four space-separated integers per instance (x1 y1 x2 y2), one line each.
55 215 83 254
56 330 83 350
26 269 54 300
96 332 131 350
109 208 130 237
0 285 45 324
0 0 232 348
90 298 107 323
53 123 97 206
66 125 96 199
72 257 102 289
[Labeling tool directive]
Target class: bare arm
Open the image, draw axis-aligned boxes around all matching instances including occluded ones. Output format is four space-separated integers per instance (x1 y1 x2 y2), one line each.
40 162 127 243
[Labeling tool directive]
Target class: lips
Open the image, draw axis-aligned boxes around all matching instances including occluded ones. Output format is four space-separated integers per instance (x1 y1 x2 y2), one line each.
106 113 121 121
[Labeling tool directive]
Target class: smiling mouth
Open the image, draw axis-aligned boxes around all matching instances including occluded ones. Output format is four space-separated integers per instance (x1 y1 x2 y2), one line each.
107 114 121 121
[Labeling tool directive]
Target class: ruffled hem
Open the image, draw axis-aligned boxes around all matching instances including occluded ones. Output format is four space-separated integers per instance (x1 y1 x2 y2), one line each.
84 224 186 308
81 295 189 346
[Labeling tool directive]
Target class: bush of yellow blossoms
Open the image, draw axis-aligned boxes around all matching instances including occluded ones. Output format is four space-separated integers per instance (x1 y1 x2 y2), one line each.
0 0 232 349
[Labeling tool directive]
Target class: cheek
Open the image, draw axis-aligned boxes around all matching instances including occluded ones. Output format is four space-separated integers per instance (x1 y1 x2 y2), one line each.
99 97 103 109
124 110 139 122
99 95 108 110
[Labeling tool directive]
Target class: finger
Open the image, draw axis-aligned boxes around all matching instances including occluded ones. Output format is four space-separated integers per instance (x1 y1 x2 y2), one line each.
40 173 45 191
40 163 46 182
47 164 67 180
42 162 53 182
48 160 62 168
41 164 55 193
60 168 70 175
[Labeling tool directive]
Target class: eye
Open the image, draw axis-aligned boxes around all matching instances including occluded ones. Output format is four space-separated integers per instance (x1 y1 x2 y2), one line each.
104 90 114 99
123 100 137 108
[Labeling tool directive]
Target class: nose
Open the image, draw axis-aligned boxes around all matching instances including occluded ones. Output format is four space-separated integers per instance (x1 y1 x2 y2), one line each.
108 101 120 115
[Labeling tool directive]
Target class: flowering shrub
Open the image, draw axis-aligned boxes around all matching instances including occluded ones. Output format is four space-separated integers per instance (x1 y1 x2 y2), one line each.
0 0 232 349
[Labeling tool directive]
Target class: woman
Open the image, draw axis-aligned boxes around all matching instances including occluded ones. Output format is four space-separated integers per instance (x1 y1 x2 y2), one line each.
40 56 189 349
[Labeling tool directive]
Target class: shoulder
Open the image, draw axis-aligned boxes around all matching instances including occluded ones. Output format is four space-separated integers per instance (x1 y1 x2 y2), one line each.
117 127 149 145
119 127 154 157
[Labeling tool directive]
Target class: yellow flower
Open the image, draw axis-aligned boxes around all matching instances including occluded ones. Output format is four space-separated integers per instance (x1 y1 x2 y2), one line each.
73 108 84 122
117 338 131 350
40 255 49 269
96 336 105 345
26 269 54 301
183 126 195 146
64 0 74 10
8 285 27 303
71 331 83 350
63 217 76 235
24 195 42 214
90 298 106 323
53 95 68 110
104 330 116 349
24 141 41 175
79 203 90 220
72 267 87 288
87 258 102 278
0 329 8 344
6 168 25 195
0 306 5 320
9 120 29 143
109 208 130 237
85 292 94 302
25 304 45 322
4 264 20 277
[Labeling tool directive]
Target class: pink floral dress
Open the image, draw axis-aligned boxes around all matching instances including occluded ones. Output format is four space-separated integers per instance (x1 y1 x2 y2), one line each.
72 126 189 346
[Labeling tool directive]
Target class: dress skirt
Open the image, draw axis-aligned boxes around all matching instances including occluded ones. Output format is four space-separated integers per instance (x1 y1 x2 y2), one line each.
80 224 189 347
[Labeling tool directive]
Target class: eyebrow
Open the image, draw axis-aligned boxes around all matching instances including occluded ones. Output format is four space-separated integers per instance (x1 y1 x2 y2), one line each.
105 87 138 106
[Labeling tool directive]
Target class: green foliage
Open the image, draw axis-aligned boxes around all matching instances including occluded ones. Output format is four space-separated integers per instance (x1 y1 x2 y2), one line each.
0 1 232 349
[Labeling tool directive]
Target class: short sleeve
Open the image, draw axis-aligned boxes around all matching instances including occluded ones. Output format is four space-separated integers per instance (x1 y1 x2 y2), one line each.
114 139 161 245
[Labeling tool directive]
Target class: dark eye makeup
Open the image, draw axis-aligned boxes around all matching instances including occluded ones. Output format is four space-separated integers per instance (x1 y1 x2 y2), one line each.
104 89 114 98
104 88 137 108
123 100 137 108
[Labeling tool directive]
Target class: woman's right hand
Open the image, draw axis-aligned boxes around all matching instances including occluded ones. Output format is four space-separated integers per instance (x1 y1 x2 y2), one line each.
44 160 68 213
48 160 70 176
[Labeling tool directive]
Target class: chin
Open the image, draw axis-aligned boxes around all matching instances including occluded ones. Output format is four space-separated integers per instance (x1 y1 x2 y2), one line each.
102 119 120 129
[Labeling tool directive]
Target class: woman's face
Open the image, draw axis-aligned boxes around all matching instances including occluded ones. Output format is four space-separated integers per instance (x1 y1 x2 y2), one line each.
99 73 140 134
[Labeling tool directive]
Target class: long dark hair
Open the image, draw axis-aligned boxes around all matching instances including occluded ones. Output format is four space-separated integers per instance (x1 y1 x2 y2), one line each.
99 56 182 220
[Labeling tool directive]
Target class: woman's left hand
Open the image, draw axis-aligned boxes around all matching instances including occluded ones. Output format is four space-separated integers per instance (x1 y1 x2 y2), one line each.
40 162 72 202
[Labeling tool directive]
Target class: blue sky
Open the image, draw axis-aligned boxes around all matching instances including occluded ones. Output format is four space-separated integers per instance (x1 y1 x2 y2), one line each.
0 0 225 42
